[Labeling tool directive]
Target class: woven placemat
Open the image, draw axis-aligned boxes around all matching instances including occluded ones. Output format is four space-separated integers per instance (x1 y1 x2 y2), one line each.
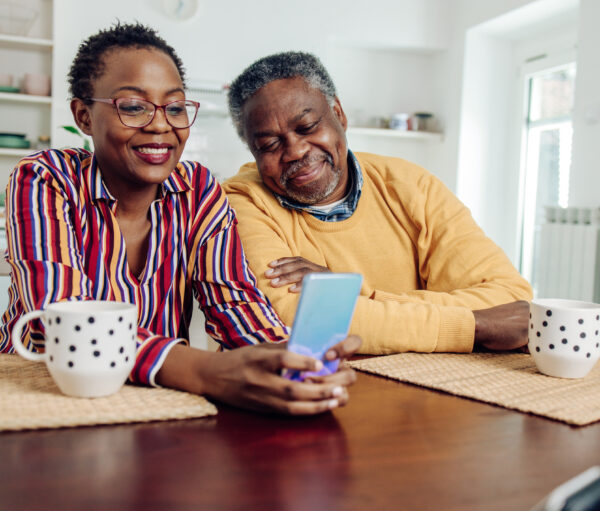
348 353 600 426
0 355 217 432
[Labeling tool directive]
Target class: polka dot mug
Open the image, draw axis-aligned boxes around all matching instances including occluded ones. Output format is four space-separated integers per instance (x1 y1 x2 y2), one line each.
11 300 137 397
528 299 600 379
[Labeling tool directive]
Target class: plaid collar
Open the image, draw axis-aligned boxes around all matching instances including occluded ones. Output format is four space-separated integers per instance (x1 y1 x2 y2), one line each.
275 150 363 222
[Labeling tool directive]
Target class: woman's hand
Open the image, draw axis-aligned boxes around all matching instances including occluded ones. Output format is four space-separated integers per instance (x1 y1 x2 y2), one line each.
157 336 361 415
264 257 330 292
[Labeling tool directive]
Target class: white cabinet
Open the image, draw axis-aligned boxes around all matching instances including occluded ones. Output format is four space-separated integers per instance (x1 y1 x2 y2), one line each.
0 15 53 187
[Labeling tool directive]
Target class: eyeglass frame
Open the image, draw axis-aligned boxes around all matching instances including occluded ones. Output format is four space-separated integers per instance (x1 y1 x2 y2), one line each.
86 97 201 129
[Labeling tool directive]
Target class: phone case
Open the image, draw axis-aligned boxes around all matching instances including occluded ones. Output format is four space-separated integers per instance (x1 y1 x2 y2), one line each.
284 273 362 381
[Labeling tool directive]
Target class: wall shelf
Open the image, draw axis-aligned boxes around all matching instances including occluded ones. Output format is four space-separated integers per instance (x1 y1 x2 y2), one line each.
0 33 53 51
0 92 51 104
347 127 443 142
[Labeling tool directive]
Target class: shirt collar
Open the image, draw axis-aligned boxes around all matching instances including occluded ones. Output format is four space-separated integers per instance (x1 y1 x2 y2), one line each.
276 150 363 221
87 153 191 202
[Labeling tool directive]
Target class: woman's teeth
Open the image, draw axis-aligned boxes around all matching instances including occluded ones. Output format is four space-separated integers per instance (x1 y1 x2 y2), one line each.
137 147 169 154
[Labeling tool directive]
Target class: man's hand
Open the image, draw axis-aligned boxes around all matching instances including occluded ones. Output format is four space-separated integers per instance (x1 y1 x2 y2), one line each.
473 300 530 351
265 257 330 292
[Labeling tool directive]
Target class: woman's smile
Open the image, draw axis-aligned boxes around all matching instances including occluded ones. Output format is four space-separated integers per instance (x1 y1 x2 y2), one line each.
133 143 173 164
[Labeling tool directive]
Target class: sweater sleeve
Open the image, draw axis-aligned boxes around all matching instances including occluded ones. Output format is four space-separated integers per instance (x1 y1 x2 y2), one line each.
359 168 532 353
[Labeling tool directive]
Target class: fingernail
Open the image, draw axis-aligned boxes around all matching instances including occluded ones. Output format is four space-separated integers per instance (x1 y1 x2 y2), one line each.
290 284 297 291
325 349 336 360
271 278 279 284
332 386 343 397
265 269 274 276
328 399 339 409
314 360 324 371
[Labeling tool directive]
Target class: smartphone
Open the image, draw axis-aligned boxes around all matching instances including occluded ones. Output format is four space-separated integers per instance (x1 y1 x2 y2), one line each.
284 272 362 381
530 466 600 511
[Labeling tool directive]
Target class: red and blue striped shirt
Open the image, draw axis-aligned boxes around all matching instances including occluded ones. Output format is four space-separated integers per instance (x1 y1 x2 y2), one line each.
0 148 289 385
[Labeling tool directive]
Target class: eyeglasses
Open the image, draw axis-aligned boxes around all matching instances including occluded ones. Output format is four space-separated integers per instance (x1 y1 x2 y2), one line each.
87 97 200 129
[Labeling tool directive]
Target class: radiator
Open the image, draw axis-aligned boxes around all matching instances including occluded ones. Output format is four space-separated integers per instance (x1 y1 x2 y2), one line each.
534 210 600 301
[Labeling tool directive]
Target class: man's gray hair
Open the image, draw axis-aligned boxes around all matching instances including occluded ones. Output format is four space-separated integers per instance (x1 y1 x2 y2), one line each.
228 51 337 142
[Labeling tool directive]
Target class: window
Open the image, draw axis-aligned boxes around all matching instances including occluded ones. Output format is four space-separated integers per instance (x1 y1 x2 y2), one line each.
518 62 576 290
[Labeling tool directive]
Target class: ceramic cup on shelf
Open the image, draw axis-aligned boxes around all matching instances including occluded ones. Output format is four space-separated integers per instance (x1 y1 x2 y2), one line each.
11 300 138 398
528 298 600 378
390 113 410 131
22 73 51 96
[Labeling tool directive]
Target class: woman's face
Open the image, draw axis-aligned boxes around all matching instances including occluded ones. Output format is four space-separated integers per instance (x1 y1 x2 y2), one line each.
73 47 189 194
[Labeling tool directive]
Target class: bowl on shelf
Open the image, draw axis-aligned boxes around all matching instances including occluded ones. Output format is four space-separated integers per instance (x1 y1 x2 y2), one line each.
23 73 50 96
0 2 39 36
0 132 30 149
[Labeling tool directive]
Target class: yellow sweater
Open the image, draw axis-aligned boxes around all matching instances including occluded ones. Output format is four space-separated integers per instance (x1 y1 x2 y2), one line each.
223 152 532 354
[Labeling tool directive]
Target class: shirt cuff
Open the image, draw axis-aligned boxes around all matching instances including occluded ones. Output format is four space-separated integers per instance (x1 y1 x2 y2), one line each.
130 336 187 387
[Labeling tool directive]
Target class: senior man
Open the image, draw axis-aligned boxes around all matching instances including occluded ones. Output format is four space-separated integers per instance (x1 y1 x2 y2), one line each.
222 51 532 354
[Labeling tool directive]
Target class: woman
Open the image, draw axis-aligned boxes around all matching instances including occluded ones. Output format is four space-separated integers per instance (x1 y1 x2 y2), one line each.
0 23 359 414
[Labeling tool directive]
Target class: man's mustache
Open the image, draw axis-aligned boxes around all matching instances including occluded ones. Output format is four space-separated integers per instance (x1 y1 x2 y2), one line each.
281 153 334 183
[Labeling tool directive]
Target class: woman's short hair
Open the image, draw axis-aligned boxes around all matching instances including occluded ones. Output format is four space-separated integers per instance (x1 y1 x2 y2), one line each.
68 22 186 103
228 51 337 142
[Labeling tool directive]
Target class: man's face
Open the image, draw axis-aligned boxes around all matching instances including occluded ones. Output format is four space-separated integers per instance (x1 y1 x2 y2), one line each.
241 77 349 205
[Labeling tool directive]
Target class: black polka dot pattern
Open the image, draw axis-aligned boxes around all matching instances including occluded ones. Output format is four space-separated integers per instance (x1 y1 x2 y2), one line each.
528 306 600 368
45 308 137 375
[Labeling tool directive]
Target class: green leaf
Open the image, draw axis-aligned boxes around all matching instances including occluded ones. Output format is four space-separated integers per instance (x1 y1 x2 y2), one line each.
61 125 82 136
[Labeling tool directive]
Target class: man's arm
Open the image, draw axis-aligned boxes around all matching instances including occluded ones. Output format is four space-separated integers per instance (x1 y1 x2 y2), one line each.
223 169 532 354
265 257 530 351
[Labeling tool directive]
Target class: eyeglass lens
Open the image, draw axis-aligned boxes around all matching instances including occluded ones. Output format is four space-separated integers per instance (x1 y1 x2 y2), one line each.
116 99 198 128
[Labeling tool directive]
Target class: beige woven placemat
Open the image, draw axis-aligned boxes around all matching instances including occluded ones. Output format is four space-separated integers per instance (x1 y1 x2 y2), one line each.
0 355 217 432
348 353 600 426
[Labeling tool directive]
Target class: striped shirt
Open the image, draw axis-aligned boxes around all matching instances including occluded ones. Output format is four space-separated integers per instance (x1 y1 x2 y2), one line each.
0 149 289 386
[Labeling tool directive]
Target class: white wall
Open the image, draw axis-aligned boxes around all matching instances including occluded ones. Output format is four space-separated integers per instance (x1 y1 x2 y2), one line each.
569 0 600 207
443 0 580 264
46 0 600 253
52 0 452 180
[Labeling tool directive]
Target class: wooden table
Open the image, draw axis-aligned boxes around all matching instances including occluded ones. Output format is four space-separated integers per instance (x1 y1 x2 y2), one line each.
1 371 599 511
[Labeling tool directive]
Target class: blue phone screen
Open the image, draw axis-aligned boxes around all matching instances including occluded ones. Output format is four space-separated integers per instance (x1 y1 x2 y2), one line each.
287 273 362 359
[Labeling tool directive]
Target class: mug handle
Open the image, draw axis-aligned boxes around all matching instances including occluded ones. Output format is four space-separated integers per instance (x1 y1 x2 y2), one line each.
11 310 46 361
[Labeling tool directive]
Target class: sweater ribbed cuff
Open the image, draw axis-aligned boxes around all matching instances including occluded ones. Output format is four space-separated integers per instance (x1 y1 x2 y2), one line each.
435 307 475 353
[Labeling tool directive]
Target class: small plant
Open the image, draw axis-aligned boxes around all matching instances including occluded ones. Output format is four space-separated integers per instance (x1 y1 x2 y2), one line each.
61 125 92 151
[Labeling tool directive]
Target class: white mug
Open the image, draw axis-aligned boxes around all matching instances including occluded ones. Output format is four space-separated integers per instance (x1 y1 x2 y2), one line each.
12 300 137 397
528 299 600 378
